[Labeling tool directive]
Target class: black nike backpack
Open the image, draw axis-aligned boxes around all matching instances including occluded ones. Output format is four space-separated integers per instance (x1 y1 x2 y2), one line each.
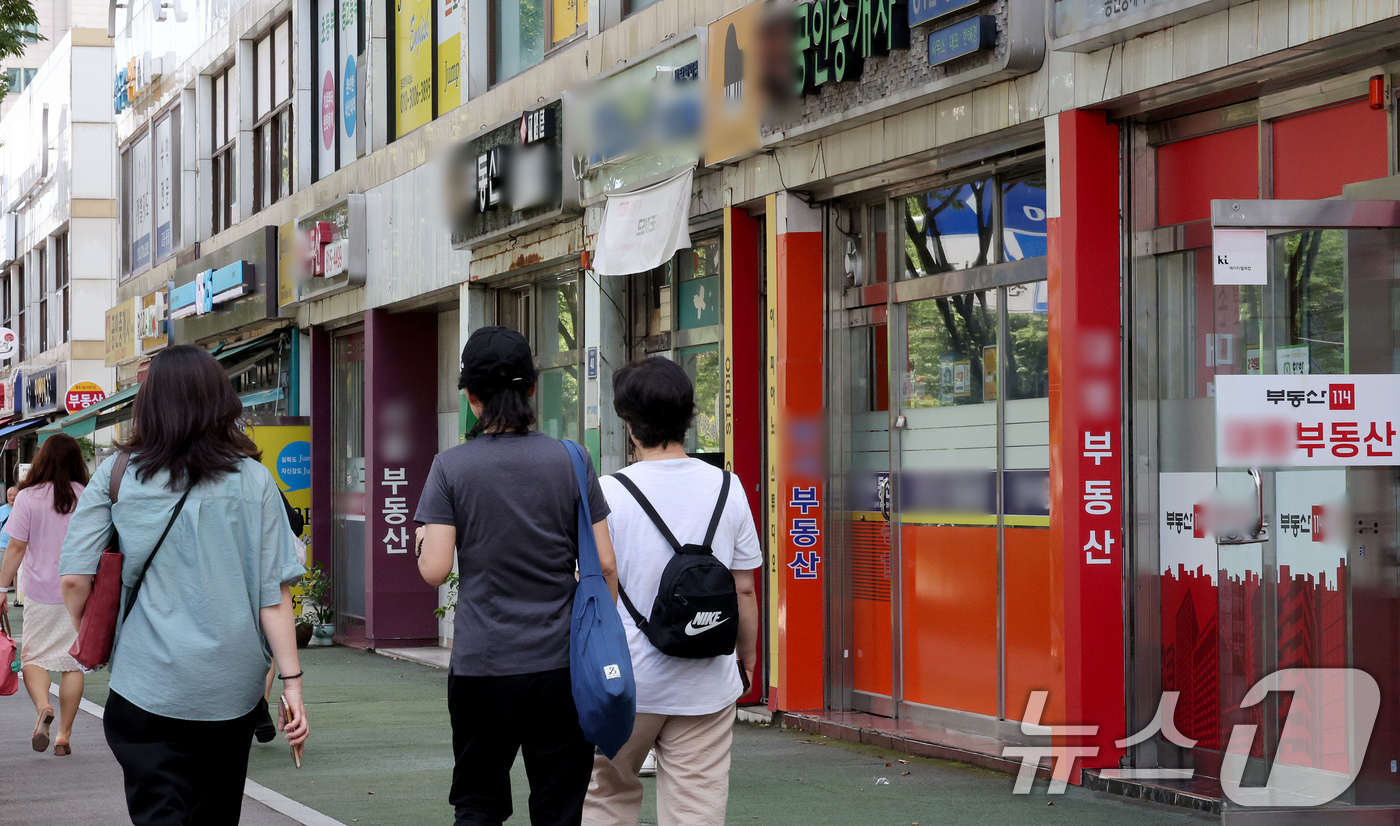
613 471 740 659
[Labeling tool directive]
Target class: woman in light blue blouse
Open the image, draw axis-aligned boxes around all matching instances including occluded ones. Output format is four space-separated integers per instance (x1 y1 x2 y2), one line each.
59 345 309 826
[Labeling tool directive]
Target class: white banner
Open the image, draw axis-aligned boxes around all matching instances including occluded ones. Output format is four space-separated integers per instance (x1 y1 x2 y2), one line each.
339 0 359 167
155 116 174 262
1217 374 1400 466
317 0 338 175
592 169 693 276
131 132 152 271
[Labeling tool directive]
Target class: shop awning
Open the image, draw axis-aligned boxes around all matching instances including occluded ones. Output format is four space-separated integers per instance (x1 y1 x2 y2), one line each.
591 169 693 276
239 387 284 408
1 417 51 443
36 384 141 442
214 329 287 365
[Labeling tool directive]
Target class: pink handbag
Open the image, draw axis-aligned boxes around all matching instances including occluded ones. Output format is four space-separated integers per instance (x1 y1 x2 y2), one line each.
0 610 19 696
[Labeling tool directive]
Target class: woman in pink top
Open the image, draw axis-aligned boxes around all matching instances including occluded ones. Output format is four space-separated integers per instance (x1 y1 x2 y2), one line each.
0 434 90 755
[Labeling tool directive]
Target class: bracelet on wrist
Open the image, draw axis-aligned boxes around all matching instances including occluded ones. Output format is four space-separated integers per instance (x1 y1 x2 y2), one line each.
278 670 304 681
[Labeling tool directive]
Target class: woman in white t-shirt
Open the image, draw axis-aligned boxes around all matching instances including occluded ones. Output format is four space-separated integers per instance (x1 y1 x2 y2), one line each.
583 357 761 826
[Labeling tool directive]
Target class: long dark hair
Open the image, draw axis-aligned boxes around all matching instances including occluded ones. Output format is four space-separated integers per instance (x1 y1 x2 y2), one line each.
463 379 537 439
17 433 89 514
119 344 261 490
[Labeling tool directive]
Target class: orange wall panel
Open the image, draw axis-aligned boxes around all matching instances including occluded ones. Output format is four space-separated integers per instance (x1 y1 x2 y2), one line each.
900 524 998 716
1004 526 1063 724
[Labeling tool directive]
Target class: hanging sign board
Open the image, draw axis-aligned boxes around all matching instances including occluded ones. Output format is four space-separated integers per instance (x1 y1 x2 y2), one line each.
0 327 16 361
1212 229 1267 285
1217 374 1400 467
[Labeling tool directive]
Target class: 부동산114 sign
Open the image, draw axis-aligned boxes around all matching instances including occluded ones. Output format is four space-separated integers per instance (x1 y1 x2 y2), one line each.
1217 374 1400 466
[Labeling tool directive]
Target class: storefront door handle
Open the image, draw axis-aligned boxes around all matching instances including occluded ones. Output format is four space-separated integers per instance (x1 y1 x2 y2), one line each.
1218 467 1269 545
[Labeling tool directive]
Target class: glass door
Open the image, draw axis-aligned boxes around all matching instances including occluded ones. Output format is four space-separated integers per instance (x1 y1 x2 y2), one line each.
1206 207 1400 808
330 329 366 639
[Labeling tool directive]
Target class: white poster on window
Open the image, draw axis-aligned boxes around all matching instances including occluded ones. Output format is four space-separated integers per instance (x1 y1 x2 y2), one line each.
317 0 338 176
154 116 174 262
1212 229 1267 285
131 132 152 272
1217 374 1400 466
338 0 359 167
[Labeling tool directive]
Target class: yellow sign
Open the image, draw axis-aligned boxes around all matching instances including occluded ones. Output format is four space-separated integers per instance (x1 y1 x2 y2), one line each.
245 423 313 605
138 289 168 353
704 4 763 166
551 0 585 44
763 192 780 692
277 221 296 309
395 0 434 137
438 0 463 113
105 298 137 366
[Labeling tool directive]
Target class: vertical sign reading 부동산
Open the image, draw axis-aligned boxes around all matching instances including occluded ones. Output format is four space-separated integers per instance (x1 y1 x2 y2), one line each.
395 0 434 137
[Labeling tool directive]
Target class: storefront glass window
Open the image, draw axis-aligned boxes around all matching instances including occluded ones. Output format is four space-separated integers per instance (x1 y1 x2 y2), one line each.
677 236 721 330
1002 174 1048 261
903 290 996 408
680 344 722 456
538 365 580 442
1004 281 1049 401
1278 229 1346 375
904 178 994 276
538 279 579 357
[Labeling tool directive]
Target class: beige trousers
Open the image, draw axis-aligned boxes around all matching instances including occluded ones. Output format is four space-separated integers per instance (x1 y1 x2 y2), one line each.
582 703 736 826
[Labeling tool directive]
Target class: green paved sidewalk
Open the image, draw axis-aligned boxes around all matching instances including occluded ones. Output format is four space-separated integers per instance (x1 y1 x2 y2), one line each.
83 646 1212 825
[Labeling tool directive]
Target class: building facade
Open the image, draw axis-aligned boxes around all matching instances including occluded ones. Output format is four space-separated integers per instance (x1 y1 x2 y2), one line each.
101 0 1400 803
0 29 117 477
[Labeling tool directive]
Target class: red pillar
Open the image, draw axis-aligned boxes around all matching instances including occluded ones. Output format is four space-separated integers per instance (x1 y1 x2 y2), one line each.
767 192 826 712
1047 109 1126 770
725 206 766 703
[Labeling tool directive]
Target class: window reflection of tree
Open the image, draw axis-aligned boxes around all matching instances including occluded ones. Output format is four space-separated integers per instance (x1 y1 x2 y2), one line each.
1283 230 1345 375
907 291 993 407
903 180 993 277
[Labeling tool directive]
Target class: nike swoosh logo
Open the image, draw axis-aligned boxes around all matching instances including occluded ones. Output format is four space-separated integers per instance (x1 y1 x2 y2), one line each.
684 618 729 636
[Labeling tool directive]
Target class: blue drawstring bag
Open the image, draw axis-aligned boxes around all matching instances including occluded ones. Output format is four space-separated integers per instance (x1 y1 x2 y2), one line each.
564 440 636 759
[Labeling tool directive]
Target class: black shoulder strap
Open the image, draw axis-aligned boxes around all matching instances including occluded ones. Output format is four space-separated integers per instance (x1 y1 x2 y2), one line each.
109 452 131 504
704 471 732 548
611 472 682 553
120 486 193 624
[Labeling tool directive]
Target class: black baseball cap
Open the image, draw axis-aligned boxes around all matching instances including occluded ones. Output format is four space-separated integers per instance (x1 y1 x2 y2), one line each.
459 326 537 395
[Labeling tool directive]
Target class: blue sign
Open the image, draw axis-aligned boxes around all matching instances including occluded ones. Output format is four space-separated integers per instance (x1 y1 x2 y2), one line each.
277 441 312 491
169 260 253 318
926 15 995 67
909 0 981 27
343 55 357 137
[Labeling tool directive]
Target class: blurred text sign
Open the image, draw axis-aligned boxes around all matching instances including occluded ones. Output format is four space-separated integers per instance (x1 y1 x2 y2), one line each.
1217 374 1400 466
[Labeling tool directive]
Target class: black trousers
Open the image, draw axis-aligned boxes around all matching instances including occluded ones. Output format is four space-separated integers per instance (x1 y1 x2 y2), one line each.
104 690 260 826
448 668 594 826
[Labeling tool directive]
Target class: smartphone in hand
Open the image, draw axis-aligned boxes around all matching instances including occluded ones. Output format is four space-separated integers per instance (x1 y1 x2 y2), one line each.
738 659 751 693
280 695 303 768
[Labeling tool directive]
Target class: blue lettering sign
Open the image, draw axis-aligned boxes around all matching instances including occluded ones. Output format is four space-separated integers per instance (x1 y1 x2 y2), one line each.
926 14 995 67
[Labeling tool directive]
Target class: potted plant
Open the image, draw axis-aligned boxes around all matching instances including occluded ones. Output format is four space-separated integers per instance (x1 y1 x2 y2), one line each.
301 562 335 646
295 614 314 648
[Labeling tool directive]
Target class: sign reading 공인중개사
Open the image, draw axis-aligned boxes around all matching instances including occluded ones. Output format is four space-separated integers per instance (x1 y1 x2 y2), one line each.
793 0 910 95
1217 374 1400 466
